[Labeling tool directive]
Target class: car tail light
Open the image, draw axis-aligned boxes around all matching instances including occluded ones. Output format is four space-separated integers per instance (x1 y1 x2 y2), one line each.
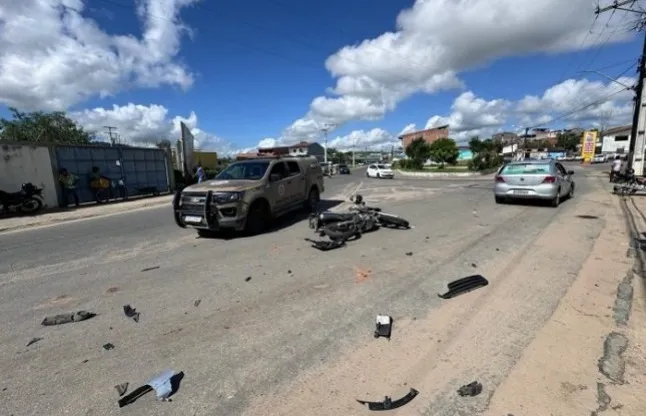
495 175 505 183
542 176 557 184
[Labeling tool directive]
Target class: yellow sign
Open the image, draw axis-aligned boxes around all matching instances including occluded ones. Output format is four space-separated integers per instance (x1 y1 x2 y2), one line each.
580 130 598 162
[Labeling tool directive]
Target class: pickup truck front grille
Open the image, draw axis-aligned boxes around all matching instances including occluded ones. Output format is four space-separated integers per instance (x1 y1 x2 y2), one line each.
181 192 206 211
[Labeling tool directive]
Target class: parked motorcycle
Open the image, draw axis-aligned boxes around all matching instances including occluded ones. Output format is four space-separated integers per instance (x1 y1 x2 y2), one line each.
0 182 45 216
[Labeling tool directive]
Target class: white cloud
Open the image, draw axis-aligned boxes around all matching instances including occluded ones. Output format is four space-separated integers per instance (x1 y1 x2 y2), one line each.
284 0 635 132
71 103 238 154
416 76 636 142
328 128 396 151
0 0 197 111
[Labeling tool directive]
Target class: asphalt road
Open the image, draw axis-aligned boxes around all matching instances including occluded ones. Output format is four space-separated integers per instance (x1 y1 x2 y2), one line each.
0 165 612 415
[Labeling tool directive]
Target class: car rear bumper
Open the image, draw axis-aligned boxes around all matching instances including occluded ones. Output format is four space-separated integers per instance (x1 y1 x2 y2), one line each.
173 191 247 231
379 173 394 178
493 183 558 199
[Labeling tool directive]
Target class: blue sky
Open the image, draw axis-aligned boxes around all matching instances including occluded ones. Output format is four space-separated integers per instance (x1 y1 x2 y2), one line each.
0 0 642 152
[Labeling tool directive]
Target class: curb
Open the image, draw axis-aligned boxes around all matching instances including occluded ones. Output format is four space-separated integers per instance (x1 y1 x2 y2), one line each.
395 170 495 180
0 195 173 234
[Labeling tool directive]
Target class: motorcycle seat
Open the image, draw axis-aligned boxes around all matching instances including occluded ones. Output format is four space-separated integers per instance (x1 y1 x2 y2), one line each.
320 212 355 221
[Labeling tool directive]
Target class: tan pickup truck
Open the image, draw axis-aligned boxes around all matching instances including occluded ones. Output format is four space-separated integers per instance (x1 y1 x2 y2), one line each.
173 155 324 236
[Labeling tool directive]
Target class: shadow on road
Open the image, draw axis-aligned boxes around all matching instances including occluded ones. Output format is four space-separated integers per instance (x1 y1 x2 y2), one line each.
199 198 345 240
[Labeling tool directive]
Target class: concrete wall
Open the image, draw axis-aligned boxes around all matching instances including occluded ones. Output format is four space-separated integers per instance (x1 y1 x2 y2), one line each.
601 134 630 154
0 143 58 208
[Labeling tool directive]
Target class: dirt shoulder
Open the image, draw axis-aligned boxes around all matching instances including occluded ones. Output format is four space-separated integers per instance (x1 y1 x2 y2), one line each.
484 189 646 415
0 194 172 234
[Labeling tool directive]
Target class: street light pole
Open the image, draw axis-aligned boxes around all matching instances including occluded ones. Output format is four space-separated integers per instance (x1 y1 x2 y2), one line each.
320 124 335 164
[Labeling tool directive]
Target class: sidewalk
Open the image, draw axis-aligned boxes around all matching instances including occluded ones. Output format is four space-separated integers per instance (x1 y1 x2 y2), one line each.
484 190 646 415
0 194 173 234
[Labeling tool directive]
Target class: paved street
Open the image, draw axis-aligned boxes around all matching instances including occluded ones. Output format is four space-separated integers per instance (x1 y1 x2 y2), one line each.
0 165 638 415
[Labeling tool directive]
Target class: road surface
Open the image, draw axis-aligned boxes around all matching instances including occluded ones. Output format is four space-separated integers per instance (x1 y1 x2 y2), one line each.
0 165 632 415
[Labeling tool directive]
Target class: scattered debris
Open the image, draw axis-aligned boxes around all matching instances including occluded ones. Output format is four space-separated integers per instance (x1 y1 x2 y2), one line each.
115 383 129 397
193 299 201 307
288 270 292 274
374 315 393 339
495 248 499 251
304 238 346 251
141 266 160 272
123 305 140 323
457 381 483 397
103 343 115 351
471 262 477 268
118 370 184 408
26 337 43 347
354 267 371 283
405 252 413 256
245 276 252 282
41 311 96 326
577 215 599 219
106 287 120 294
438 275 489 299
357 388 419 411
82 359 89 363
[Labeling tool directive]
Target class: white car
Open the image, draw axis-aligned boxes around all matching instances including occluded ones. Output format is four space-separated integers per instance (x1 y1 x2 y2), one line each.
366 164 394 179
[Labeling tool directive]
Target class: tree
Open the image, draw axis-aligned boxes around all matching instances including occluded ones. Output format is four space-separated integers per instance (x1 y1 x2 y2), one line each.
404 137 431 170
157 139 172 149
428 138 459 168
0 107 92 144
557 132 580 152
468 136 503 171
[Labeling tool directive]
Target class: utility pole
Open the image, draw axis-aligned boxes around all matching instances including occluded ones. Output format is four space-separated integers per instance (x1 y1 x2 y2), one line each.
596 0 646 173
104 126 117 145
320 124 335 164
352 137 356 168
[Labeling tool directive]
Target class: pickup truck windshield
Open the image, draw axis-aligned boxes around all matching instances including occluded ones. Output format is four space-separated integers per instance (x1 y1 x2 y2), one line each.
216 161 270 180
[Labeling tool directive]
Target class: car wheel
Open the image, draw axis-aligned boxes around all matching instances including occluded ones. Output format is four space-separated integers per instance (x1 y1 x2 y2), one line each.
366 171 369 177
304 187 320 212
550 190 561 207
245 201 269 235
377 173 381 179
495 196 505 204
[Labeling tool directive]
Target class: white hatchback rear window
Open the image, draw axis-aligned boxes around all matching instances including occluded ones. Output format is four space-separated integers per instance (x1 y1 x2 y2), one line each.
501 163 550 174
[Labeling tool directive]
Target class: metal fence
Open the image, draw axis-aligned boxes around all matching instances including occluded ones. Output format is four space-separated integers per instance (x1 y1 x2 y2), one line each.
55 144 170 204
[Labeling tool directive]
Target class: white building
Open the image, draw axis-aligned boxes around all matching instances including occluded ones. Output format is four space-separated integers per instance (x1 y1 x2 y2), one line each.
601 125 632 154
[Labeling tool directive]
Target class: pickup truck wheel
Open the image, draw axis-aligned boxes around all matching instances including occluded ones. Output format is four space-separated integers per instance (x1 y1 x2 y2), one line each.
245 202 269 235
304 188 320 212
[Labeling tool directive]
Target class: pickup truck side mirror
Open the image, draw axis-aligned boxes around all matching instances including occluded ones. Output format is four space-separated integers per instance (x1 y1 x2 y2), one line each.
269 173 282 182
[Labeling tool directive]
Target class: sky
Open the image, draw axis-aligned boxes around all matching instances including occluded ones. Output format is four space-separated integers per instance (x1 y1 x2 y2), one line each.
0 0 643 154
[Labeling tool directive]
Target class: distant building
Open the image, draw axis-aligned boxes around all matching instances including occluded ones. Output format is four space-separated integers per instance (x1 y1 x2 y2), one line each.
492 132 519 144
601 125 632 154
398 125 450 149
258 141 325 162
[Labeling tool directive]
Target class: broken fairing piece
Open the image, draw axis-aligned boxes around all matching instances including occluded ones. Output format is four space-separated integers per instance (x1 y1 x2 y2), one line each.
374 315 393 339
438 275 489 299
123 305 140 322
457 381 482 397
357 388 419 411
118 370 184 407
41 311 96 326
26 337 43 347
114 383 129 397
304 238 346 251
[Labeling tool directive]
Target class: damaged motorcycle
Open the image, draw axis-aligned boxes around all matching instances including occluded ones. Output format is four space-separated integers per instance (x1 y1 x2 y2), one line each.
309 194 410 241
0 182 45 216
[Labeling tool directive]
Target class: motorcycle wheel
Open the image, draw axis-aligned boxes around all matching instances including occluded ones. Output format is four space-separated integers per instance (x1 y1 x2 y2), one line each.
95 188 110 204
322 222 360 241
378 213 410 229
18 197 43 214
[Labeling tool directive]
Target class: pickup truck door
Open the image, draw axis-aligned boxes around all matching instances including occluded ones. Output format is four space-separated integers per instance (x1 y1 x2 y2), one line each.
285 160 307 204
267 162 290 212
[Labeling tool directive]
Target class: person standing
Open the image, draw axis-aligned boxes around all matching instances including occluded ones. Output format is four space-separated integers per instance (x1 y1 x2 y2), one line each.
195 163 206 183
59 168 80 207
610 157 622 182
